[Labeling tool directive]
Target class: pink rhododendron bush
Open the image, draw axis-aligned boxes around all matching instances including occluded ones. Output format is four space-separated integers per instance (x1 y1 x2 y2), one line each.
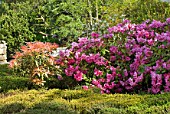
57 18 170 94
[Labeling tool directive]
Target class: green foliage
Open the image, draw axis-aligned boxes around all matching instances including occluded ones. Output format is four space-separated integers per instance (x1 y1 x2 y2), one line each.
0 0 170 59
0 64 30 92
0 2 35 57
124 0 170 23
0 76 29 92
98 108 127 114
0 64 12 76
40 0 86 46
0 89 169 114
45 75 79 89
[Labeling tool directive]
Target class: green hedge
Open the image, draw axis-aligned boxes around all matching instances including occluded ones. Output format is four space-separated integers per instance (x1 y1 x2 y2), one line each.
0 76 29 92
0 64 33 92
0 89 169 114
0 64 12 76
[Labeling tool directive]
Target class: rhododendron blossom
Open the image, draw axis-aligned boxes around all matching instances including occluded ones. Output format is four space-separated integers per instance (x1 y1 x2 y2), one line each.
57 18 170 94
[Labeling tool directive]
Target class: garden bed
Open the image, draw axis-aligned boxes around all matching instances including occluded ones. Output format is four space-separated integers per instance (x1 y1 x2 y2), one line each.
0 64 170 114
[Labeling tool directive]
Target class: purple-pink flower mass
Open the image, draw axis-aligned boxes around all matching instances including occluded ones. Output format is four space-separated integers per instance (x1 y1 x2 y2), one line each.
57 18 170 94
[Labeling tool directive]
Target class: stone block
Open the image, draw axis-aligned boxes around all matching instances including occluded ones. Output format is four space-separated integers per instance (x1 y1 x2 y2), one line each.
0 48 6 55
50 47 67 57
0 60 7 63
0 44 6 48
0 55 7 60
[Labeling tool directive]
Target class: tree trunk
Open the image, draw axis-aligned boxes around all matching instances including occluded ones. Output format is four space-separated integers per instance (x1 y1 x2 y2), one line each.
87 0 93 26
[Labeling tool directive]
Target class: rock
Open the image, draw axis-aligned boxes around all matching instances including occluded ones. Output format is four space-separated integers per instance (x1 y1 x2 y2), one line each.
0 55 7 61
0 48 6 55
50 47 67 57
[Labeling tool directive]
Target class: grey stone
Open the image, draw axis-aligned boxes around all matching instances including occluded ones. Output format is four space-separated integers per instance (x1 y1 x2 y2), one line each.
0 55 7 60
0 48 6 54
50 47 67 57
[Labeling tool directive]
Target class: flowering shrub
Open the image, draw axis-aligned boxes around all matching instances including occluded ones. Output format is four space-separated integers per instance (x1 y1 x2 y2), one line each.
9 42 59 85
57 18 170 94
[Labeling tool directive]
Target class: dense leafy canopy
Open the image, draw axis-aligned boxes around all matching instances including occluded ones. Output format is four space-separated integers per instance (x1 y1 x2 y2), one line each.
0 0 170 58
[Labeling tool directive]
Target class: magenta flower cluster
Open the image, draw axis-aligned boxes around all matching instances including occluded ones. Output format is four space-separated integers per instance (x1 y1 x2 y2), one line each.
57 18 170 94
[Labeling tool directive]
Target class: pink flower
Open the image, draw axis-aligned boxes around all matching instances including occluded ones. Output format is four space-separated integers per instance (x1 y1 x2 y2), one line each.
151 71 162 94
166 64 170 70
104 83 111 89
125 56 131 61
120 81 125 86
137 37 146 43
82 85 88 90
94 68 103 76
85 57 93 63
75 52 80 59
106 73 114 82
78 37 88 44
156 34 166 42
71 42 79 48
151 71 157 83
147 39 154 46
110 66 116 72
127 78 136 87
9 59 17 68
149 20 164 28
98 78 105 83
110 46 118 53
125 86 133 90
57 75 63 80
152 87 160 94
91 32 99 38
108 26 118 33
65 65 75 76
92 80 99 86
110 56 116 61
144 48 153 57
81 53 87 60
164 73 170 84
106 89 111 94
123 69 128 77
133 72 138 80
166 18 170 24
145 31 150 38
135 74 143 83
67 59 75 65
74 71 83 81
164 73 170 92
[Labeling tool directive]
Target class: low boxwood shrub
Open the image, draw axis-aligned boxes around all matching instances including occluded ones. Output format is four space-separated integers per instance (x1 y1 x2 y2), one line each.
0 64 13 76
0 76 29 92
98 107 127 114
0 89 169 114
0 103 26 114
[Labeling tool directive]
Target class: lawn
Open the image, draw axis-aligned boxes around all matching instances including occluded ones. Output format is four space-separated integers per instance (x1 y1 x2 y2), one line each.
0 64 170 114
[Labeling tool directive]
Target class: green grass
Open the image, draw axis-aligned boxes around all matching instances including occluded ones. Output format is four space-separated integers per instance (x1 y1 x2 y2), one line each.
0 64 170 114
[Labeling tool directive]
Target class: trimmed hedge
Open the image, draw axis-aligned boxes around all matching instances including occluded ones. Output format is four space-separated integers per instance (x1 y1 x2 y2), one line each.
0 76 29 92
0 64 33 92
0 89 169 114
0 64 12 76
